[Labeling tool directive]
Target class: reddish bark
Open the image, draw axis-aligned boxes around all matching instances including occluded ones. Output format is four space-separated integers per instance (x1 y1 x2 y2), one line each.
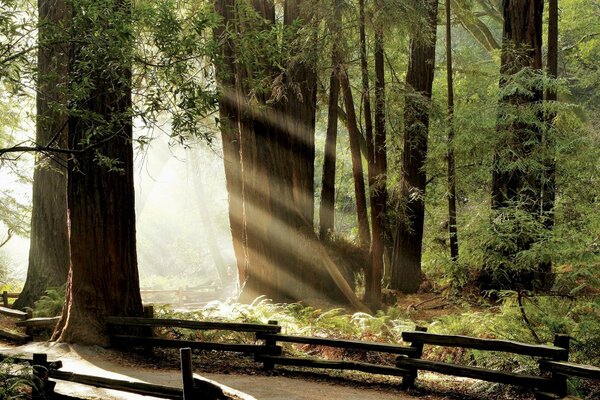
391 0 439 293
15 0 69 309
53 0 142 345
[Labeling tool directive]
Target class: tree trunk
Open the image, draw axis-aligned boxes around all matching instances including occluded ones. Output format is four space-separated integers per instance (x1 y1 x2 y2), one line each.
366 5 387 307
391 0 439 293
53 0 142 345
319 0 343 240
14 0 70 310
284 0 318 228
214 0 246 289
339 67 371 249
318 61 340 239
484 0 550 291
446 0 459 261
224 0 364 307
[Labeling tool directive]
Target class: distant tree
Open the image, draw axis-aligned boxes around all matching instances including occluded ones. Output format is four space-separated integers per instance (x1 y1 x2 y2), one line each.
391 0 439 293
14 0 69 310
445 0 459 262
319 0 342 240
365 0 387 306
339 67 371 249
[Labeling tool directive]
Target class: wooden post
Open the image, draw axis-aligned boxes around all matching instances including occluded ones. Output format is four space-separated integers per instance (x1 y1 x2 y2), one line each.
263 320 279 371
2 291 8 307
180 348 194 400
143 305 154 355
32 353 48 400
552 334 570 397
400 326 427 390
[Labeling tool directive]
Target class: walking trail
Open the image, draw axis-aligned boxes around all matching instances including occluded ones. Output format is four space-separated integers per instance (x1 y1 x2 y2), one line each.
0 342 443 400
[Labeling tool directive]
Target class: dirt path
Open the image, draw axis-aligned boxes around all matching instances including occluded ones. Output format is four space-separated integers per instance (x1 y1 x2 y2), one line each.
0 342 443 400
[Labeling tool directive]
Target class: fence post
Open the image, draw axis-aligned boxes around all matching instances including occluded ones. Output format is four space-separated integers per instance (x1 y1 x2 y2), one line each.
32 353 49 400
552 334 570 397
180 348 194 400
143 305 154 355
400 326 427 390
2 291 8 307
262 320 279 371
25 309 34 337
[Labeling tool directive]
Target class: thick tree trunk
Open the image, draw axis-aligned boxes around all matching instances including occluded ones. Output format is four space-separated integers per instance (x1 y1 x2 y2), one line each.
446 0 459 261
284 0 318 228
484 0 551 291
15 0 70 310
231 0 363 305
339 67 371 249
214 0 246 289
391 0 439 293
53 0 142 345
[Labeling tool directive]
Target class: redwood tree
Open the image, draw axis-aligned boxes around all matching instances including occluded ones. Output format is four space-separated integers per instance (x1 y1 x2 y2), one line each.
52 0 143 345
15 0 69 309
391 0 439 293
445 0 459 261
214 0 245 288
483 0 551 291
318 0 342 240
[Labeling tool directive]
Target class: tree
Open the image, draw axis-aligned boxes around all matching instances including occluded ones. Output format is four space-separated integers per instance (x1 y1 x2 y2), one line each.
52 0 143 345
318 0 342 240
391 0 439 293
365 0 387 306
14 0 70 310
339 67 371 249
214 0 366 308
214 0 246 288
445 0 459 261
481 0 551 291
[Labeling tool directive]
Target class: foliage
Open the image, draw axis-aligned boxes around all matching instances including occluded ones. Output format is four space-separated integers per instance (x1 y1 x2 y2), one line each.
33 286 65 317
0 358 37 399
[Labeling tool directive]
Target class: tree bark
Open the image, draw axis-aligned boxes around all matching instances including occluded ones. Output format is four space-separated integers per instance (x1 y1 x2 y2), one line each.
319 0 343 240
15 0 70 310
446 0 460 261
339 67 371 249
318 59 340 239
214 0 246 289
391 0 439 293
52 0 143 345
284 0 318 228
366 5 386 306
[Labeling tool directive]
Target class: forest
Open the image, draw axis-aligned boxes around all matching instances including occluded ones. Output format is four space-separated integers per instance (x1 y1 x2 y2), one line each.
0 0 599 399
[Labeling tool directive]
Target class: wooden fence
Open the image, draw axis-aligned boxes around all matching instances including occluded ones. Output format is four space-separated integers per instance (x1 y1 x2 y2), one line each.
107 315 600 400
0 349 252 400
2 287 223 310
139 285 224 308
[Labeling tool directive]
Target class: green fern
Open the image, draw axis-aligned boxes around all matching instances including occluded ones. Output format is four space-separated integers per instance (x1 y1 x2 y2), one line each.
33 286 65 317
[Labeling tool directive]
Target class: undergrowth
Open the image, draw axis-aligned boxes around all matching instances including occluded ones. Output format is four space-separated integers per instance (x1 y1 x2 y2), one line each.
0 358 37 399
155 293 599 398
